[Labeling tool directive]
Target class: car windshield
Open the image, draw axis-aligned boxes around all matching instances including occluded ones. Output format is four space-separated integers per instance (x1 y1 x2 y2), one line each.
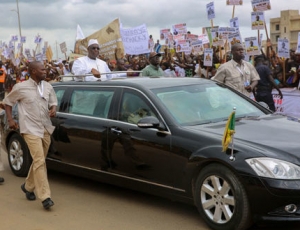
152 82 266 125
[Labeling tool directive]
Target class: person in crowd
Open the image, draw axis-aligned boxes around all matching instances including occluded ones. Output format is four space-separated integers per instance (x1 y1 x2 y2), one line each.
148 35 154 52
127 57 141 77
154 40 161 53
0 61 7 100
212 43 260 96
161 62 176 77
56 62 65 76
273 71 285 88
254 55 283 112
72 39 113 81
286 53 300 87
19 65 30 82
141 52 164 77
63 63 72 75
108 60 116 71
114 59 127 71
4 61 57 210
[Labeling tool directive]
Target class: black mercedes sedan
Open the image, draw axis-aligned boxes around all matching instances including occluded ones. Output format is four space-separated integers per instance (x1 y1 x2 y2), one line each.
2 77 300 230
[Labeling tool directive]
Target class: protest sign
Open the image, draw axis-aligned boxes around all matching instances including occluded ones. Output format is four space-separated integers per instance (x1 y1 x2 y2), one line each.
204 48 213 66
296 32 300 54
160 29 170 40
211 27 224 47
198 34 210 46
191 40 203 54
226 0 243 5
251 0 271 11
218 27 236 40
206 2 215 20
35 53 43 62
120 23 149 55
230 17 239 28
11 35 18 42
60 42 67 54
34 35 42 44
251 12 265 30
245 37 260 56
228 32 242 48
20 36 26 43
171 23 187 35
278 38 290 58
175 40 190 52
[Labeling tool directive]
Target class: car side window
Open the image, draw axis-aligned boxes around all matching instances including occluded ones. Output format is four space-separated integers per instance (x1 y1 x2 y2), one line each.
55 89 65 111
120 92 156 124
69 89 114 118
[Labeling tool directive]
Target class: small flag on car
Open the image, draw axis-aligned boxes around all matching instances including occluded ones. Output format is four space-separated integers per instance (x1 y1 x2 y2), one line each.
222 109 236 152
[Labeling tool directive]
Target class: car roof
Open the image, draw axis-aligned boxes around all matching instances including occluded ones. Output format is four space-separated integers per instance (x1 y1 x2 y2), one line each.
51 77 213 90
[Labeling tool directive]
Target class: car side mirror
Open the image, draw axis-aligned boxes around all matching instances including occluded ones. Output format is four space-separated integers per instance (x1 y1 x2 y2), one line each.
137 116 160 129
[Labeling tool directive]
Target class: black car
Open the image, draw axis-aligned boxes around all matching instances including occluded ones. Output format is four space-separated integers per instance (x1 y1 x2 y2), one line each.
2 77 300 230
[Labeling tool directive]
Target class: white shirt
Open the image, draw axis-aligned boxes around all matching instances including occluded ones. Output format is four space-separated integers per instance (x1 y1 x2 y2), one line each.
72 56 113 81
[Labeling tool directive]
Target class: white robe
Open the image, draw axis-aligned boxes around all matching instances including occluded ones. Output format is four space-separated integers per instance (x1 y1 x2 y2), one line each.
72 56 113 81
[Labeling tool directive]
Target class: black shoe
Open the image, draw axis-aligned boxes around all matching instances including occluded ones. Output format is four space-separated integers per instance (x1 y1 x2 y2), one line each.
42 198 54 210
0 177 4 183
21 183 36 201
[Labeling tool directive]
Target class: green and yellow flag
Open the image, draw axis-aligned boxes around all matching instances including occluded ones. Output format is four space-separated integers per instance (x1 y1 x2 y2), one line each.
222 111 235 152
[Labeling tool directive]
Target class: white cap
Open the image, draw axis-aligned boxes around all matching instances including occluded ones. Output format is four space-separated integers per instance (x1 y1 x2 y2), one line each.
88 39 99 47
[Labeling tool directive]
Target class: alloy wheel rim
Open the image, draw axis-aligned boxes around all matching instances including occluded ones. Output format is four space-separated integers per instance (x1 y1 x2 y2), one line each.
200 175 235 224
9 140 23 171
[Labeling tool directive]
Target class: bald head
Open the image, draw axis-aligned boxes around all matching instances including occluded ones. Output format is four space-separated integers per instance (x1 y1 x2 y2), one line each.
28 61 43 75
28 61 46 83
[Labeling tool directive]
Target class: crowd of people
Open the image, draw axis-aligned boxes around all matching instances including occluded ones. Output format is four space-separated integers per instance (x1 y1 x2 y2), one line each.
0 37 300 210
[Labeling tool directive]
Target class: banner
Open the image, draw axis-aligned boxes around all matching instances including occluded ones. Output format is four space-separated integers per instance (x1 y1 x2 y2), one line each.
74 18 124 60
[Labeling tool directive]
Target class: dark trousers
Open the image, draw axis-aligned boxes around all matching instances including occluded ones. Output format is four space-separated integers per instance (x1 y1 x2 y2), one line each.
255 91 275 112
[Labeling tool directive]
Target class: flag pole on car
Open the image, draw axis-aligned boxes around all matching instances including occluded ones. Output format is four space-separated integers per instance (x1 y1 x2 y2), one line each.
222 107 236 161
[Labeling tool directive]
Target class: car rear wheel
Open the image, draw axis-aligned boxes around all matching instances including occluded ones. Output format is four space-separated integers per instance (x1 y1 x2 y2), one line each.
8 134 31 177
194 164 251 230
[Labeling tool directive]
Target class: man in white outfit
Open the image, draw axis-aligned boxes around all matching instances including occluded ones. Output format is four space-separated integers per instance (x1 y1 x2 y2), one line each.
72 39 113 81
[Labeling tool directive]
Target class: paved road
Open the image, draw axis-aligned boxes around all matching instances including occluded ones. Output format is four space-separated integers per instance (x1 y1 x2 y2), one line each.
0 148 300 230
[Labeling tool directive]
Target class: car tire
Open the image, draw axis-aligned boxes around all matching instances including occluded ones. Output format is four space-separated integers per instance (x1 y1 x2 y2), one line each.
194 163 251 230
8 134 32 177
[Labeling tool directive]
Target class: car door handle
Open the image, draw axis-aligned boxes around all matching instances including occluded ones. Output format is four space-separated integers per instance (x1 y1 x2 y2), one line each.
111 128 122 135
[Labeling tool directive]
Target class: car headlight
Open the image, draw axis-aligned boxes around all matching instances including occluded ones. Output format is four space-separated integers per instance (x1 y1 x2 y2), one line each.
245 157 300 179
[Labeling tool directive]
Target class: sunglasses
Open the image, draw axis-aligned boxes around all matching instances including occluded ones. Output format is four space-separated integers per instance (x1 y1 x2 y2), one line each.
91 47 100 50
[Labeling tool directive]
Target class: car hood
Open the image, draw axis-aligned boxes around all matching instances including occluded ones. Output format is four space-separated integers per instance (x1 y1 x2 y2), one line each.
185 114 300 163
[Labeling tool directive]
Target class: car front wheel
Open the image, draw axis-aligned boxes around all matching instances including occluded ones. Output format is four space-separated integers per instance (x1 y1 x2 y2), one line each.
194 163 251 230
8 134 31 177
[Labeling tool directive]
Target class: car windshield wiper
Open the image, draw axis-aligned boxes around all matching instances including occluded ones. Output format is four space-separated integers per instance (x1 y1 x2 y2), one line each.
235 115 261 120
